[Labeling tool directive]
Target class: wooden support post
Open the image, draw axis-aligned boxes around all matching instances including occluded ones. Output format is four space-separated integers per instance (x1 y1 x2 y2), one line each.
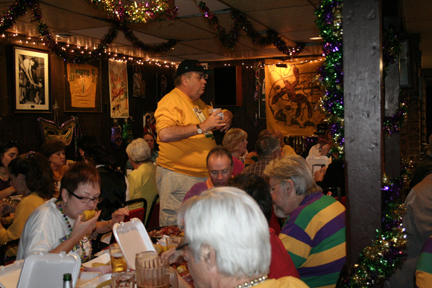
343 0 384 265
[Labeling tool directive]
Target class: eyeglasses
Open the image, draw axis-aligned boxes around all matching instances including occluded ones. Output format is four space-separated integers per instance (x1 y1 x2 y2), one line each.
270 181 285 189
209 169 231 177
69 190 103 204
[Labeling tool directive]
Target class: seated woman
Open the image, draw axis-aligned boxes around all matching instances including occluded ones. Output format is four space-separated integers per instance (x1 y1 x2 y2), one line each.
228 173 300 279
41 139 67 196
17 162 129 261
173 187 307 288
125 133 159 172
0 140 19 199
125 138 158 221
81 142 129 221
222 128 248 175
0 152 54 257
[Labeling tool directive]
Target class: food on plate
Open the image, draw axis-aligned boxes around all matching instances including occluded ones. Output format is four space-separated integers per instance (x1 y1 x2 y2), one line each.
81 209 96 221
148 225 184 238
92 261 110 267
153 244 167 255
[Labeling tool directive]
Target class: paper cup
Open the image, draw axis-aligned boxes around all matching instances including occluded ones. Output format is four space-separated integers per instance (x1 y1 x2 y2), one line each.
208 108 224 119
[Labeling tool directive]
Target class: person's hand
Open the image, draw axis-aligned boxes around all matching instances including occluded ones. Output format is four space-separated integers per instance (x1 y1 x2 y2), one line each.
320 144 331 156
0 203 16 216
201 112 225 132
219 110 233 132
314 167 327 182
111 207 129 224
71 210 101 239
161 247 185 265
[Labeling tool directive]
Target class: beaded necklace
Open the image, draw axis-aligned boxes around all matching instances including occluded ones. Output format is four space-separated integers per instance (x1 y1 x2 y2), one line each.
56 201 91 261
234 275 268 288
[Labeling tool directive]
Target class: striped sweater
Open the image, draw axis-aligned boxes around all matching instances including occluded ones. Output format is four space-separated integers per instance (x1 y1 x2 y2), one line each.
416 235 432 288
279 193 346 288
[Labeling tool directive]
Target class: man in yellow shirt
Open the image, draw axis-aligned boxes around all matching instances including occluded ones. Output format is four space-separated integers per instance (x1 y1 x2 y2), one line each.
154 59 233 226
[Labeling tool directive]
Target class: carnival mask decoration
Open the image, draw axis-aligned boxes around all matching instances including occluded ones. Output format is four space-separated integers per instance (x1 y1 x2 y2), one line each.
37 117 76 146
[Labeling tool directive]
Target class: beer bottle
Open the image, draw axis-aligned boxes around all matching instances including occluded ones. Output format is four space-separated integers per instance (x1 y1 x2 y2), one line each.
63 273 72 288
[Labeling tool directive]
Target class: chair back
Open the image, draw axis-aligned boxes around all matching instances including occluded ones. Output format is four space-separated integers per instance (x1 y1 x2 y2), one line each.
125 208 145 222
124 198 147 223
305 156 332 173
145 194 160 229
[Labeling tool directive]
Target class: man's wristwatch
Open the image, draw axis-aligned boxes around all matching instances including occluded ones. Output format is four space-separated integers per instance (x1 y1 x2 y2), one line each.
196 124 203 134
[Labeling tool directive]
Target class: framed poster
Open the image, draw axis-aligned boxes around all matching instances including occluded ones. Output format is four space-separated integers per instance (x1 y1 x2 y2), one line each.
132 64 146 98
14 47 50 112
109 59 129 118
64 60 102 112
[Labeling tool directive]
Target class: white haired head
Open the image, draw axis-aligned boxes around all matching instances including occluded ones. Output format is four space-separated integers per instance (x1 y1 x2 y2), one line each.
178 187 270 278
126 138 151 163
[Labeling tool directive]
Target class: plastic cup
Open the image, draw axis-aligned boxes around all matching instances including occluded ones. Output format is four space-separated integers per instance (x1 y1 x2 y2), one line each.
109 243 127 273
111 272 135 288
208 108 224 119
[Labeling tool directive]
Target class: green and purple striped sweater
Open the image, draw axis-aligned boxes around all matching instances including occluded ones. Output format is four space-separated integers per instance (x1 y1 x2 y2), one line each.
280 193 346 288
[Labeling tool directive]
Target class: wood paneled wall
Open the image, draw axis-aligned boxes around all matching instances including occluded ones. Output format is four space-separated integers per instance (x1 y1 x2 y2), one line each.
0 41 267 169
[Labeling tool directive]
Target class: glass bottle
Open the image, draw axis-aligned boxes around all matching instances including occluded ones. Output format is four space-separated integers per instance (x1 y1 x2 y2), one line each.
63 273 72 288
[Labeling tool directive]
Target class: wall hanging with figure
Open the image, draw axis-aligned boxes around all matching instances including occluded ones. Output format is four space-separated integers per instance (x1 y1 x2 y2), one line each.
265 58 325 136
14 47 49 111
109 60 129 118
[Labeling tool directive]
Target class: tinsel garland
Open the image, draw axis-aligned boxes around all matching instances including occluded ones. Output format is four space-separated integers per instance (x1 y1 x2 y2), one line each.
383 97 408 136
84 0 178 23
315 0 344 156
197 1 305 56
337 160 412 287
253 62 262 126
315 1 409 284
383 25 402 78
0 0 177 64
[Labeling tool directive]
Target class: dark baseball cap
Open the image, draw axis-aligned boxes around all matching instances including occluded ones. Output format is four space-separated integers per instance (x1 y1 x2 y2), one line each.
176 59 208 77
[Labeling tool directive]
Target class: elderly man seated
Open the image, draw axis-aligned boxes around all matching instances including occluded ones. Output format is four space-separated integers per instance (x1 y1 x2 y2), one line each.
183 146 233 202
176 187 308 288
264 155 346 288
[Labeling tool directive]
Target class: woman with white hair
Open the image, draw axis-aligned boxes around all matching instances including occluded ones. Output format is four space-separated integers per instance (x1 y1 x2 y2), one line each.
175 187 308 288
264 155 346 288
126 138 158 220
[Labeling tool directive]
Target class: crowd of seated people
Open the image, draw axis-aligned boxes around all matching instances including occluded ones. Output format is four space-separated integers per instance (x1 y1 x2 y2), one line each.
6 121 432 288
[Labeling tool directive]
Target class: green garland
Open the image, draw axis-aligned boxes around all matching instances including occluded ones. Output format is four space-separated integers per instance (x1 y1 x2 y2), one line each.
197 1 305 56
0 0 177 63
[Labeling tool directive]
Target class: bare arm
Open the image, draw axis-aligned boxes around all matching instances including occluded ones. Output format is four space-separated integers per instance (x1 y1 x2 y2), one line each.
49 210 101 254
159 113 225 143
0 187 16 199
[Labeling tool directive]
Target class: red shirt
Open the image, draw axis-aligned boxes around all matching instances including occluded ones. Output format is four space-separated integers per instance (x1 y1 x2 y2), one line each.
268 228 300 279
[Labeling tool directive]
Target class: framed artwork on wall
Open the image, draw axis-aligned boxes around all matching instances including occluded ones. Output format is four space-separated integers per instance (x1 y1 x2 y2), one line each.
64 60 102 113
14 47 50 112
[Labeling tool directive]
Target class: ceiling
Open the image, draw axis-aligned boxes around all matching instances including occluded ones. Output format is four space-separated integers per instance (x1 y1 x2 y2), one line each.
1 0 431 69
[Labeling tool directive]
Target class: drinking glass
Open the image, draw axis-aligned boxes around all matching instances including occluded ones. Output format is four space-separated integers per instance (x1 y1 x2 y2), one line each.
109 243 128 273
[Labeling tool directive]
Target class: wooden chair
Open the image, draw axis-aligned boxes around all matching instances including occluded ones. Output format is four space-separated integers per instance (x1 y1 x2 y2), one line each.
124 198 147 223
0 238 20 266
145 194 160 229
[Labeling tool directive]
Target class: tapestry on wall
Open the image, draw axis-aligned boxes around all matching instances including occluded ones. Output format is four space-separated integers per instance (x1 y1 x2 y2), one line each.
265 59 325 136
67 63 98 108
132 65 146 98
109 60 129 118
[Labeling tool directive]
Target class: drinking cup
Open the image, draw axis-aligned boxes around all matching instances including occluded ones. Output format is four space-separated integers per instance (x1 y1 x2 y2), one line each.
109 243 128 273
111 272 135 288
208 108 224 119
